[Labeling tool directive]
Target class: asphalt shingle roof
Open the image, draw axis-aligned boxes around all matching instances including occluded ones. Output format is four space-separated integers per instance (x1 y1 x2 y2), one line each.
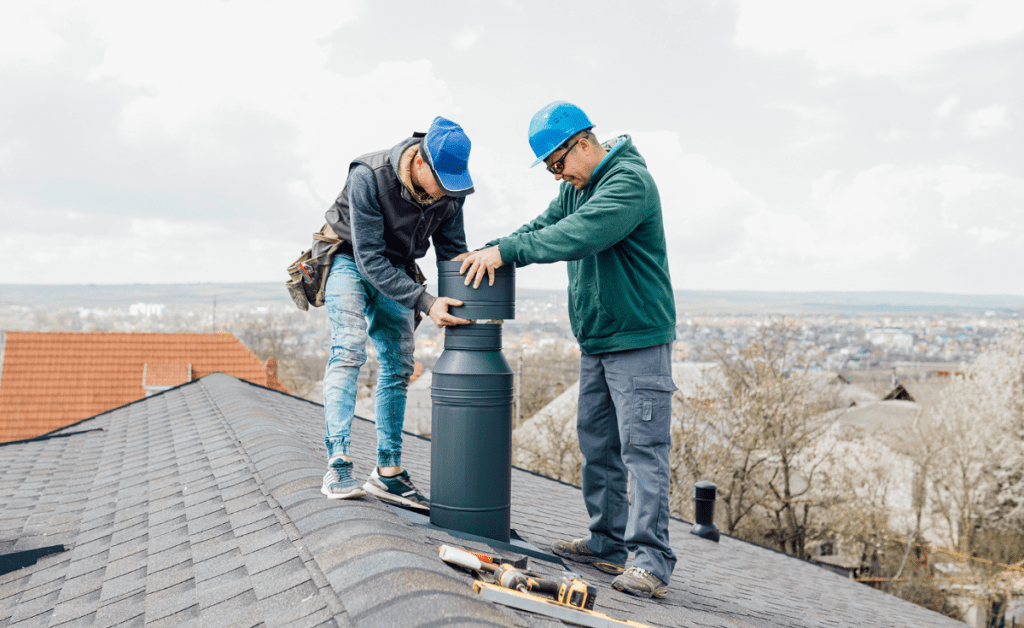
0 331 287 442
0 373 966 627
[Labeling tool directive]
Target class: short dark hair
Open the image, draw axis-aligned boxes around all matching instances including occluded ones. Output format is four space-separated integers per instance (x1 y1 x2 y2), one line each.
559 128 595 151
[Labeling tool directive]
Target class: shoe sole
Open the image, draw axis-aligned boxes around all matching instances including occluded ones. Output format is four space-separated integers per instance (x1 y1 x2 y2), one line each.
612 581 668 599
550 545 625 575
363 481 429 512
321 484 366 500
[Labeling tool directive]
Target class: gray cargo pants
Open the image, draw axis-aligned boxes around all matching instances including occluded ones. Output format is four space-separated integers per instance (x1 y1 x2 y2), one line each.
577 342 677 584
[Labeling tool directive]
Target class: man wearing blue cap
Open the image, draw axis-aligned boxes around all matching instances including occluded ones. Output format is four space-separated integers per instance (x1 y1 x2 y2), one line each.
317 117 474 509
458 102 677 599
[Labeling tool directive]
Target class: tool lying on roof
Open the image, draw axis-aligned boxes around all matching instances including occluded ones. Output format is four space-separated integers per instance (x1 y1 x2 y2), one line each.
439 544 596 610
456 546 529 571
473 581 656 628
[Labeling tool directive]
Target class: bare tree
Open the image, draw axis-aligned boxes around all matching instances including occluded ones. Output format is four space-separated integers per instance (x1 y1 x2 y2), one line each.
926 333 1024 556
671 320 846 558
506 342 581 424
226 308 331 401
509 343 583 484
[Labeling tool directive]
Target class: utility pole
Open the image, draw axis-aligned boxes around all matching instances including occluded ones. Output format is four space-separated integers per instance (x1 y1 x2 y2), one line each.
212 296 217 333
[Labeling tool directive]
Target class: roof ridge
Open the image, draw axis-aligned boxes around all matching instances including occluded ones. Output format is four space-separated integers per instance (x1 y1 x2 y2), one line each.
193 376 349 619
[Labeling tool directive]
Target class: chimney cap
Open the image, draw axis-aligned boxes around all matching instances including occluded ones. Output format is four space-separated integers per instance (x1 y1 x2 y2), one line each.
694 481 717 501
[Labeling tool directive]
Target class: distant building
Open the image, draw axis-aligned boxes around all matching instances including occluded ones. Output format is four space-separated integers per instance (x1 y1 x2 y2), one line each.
0 331 287 442
128 302 165 316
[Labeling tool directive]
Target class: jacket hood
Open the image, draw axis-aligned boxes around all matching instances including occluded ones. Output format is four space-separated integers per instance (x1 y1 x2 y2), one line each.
388 136 423 176
585 135 645 190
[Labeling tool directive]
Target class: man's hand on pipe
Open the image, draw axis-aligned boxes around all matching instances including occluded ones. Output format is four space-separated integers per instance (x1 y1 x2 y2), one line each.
428 297 471 328
458 246 504 288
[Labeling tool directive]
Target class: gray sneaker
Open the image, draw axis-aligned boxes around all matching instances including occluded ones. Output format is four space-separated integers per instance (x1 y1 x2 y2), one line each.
363 468 429 511
612 566 668 599
321 459 366 500
550 538 625 575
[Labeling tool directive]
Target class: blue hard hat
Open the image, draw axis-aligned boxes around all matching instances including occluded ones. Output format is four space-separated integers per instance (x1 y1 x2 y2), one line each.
528 101 593 167
420 116 474 197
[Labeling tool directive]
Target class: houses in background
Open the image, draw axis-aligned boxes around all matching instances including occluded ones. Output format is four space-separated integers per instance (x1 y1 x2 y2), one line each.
0 331 287 442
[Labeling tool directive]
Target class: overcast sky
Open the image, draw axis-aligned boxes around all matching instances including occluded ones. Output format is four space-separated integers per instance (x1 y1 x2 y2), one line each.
1 1 1022 294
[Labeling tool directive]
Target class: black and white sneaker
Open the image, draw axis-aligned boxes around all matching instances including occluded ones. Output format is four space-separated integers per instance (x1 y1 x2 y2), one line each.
321 458 366 500
363 468 429 511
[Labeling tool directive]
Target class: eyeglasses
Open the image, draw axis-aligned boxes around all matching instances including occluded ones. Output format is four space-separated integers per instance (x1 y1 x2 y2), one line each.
545 138 580 175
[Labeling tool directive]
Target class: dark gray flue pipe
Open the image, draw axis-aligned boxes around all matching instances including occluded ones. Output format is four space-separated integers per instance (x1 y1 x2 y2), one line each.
430 262 516 542
691 480 720 542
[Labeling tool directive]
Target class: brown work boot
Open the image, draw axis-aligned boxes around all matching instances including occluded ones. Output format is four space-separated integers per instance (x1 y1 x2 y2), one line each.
612 567 668 599
550 539 625 575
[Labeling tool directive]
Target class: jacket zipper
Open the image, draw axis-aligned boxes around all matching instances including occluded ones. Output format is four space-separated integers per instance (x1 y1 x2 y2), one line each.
567 192 581 322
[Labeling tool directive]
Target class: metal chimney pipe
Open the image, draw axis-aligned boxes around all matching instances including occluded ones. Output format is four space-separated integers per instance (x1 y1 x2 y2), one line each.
430 263 515 542
437 261 515 320
691 481 720 542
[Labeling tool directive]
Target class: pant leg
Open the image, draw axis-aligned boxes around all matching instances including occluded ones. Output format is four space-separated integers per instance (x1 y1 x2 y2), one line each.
364 275 416 469
603 343 677 584
577 351 629 564
322 255 369 459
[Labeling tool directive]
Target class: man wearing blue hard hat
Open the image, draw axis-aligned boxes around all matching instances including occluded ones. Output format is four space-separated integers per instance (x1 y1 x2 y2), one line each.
315 116 474 509
458 102 677 599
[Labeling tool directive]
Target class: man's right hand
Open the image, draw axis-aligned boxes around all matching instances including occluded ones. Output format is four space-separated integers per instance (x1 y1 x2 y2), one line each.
429 297 471 327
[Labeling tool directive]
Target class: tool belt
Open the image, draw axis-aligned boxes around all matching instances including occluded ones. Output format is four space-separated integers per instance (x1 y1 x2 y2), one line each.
285 225 345 310
286 225 428 331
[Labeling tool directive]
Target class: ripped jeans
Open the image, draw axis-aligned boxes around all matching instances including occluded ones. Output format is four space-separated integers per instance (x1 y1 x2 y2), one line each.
322 254 415 468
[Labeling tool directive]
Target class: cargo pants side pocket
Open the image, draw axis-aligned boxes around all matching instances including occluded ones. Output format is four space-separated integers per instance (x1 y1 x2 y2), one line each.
629 375 677 446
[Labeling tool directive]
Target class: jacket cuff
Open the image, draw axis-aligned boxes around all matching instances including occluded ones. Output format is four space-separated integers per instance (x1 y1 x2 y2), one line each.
497 239 517 264
417 291 436 314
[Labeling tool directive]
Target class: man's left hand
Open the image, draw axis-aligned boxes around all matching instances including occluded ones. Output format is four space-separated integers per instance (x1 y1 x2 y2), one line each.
429 297 471 327
459 246 504 288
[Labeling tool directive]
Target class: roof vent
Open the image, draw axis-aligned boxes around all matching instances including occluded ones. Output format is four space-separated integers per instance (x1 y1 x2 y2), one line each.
691 481 720 542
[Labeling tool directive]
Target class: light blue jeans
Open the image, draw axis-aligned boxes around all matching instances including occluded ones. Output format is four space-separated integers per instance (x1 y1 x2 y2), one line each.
323 254 415 468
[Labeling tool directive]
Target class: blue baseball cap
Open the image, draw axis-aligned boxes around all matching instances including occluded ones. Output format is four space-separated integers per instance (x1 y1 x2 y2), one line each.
420 116 474 197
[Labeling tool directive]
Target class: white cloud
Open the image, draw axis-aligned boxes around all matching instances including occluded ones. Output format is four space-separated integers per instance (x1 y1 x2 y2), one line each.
734 0 1024 78
0 217 298 283
1 1 1020 296
965 104 1012 138
967 226 1010 245
614 130 770 293
721 163 1024 292
934 96 960 119
0 4 68 65
451 25 484 50
877 127 911 143
0 1 457 239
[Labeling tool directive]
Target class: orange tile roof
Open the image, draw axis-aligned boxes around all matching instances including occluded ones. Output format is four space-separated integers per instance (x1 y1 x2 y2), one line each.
144 362 192 387
0 331 289 442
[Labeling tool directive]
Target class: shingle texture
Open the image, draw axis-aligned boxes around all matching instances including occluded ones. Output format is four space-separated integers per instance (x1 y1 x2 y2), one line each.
0 374 966 627
0 331 287 442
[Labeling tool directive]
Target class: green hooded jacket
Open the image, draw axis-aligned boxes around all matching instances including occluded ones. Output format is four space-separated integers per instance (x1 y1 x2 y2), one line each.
494 136 676 354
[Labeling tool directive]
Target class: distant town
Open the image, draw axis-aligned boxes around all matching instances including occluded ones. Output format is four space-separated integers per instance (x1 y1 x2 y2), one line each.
2 282 1021 407
3 282 1021 371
